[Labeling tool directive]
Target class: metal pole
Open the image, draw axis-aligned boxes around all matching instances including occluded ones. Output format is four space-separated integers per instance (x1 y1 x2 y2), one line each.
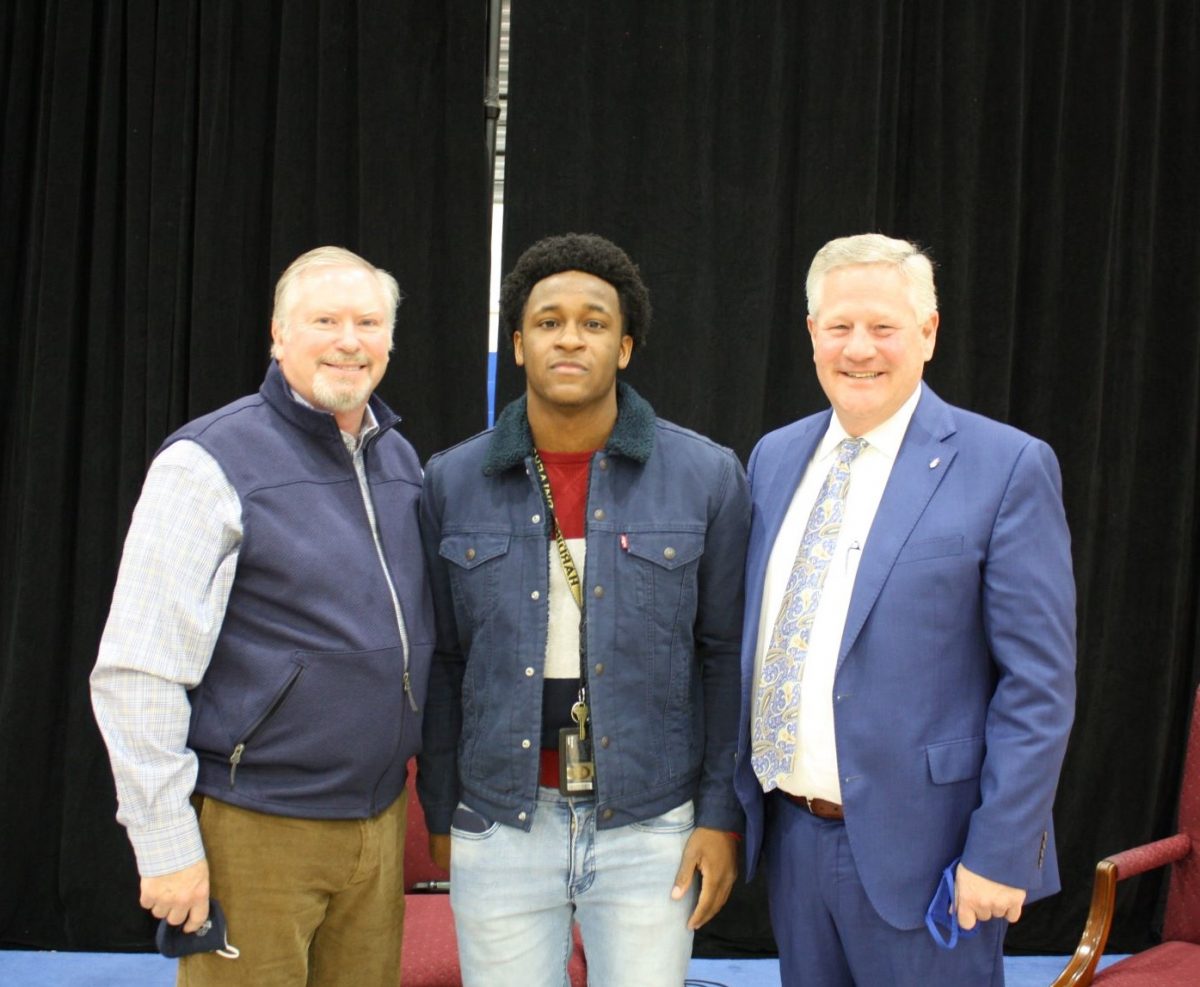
484 0 503 191
484 0 504 427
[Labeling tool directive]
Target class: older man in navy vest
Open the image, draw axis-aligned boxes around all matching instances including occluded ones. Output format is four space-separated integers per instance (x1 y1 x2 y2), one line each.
92 246 433 986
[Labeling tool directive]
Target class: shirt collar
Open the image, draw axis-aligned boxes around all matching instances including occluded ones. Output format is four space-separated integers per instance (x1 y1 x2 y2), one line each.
815 382 923 463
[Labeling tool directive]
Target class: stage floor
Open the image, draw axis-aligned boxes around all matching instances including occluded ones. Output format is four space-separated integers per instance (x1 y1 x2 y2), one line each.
0 950 1127 986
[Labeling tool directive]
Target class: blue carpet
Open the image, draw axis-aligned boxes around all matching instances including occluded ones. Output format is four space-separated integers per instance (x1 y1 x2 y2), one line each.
0 951 1129 985
685 955 1130 986
0 951 175 987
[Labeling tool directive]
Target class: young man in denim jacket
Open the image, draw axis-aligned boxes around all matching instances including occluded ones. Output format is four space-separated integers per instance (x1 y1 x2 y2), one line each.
418 233 750 986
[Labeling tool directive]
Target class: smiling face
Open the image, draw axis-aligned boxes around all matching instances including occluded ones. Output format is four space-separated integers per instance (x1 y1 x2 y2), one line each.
807 262 938 436
270 264 392 433
514 269 633 419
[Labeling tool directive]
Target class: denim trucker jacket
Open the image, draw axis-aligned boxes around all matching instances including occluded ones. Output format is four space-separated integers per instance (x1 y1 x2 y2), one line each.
418 383 750 835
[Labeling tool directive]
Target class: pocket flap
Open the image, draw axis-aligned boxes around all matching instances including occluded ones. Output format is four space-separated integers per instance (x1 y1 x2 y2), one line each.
896 534 964 565
925 736 984 784
624 532 705 570
439 533 511 570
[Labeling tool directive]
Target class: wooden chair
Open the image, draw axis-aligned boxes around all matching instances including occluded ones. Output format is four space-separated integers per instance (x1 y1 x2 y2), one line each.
1051 686 1200 986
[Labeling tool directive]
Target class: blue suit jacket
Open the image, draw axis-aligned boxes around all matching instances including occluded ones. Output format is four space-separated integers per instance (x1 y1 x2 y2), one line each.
733 386 1076 930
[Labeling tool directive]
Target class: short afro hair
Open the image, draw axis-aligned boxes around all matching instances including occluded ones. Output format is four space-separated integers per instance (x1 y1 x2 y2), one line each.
500 233 652 350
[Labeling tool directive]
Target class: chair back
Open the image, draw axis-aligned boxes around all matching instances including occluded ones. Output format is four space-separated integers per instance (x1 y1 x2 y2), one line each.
1163 685 1200 943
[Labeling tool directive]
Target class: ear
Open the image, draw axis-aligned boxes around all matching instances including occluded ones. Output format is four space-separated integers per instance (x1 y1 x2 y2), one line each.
270 320 285 361
807 315 818 361
513 330 525 367
920 311 939 361
617 334 633 370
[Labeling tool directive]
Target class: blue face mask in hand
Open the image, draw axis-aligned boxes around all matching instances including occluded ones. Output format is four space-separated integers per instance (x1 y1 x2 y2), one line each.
925 858 980 950
155 898 240 959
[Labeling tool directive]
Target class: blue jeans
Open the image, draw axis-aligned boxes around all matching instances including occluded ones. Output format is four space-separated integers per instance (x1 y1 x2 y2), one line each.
449 787 697 986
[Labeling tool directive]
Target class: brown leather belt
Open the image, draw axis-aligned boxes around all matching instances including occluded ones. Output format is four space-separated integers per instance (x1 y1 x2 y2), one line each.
778 791 845 821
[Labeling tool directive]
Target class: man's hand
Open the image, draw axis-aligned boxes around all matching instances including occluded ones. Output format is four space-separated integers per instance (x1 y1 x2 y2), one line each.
954 861 1026 929
672 827 738 930
140 858 210 933
429 833 451 872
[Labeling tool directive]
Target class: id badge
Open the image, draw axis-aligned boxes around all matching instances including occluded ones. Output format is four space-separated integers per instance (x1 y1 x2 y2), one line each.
558 727 595 795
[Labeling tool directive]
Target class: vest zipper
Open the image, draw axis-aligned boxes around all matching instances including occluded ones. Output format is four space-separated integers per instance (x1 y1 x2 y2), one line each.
229 665 304 787
355 439 416 712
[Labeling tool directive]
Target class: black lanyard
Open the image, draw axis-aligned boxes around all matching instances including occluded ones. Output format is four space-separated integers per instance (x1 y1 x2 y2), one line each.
531 450 583 610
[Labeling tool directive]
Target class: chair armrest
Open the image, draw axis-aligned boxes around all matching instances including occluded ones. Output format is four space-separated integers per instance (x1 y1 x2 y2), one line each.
1050 834 1191 987
1107 833 1191 879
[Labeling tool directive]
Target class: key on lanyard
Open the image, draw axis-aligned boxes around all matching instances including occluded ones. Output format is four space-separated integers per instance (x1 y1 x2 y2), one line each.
571 697 589 742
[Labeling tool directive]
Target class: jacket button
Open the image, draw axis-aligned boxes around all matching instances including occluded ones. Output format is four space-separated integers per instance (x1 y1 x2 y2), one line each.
531 590 540 600
593 585 604 598
600 736 610 748
598 458 608 470
518 811 527 822
531 513 541 524
465 548 476 560
521 739 531 749
593 662 605 675
663 546 676 560
525 667 535 677
602 808 614 820
593 508 606 521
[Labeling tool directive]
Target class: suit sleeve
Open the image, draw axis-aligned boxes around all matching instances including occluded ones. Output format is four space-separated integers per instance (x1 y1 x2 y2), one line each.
961 438 1076 890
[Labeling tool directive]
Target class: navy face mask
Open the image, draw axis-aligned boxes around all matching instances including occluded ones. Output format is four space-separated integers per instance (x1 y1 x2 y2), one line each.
155 898 240 959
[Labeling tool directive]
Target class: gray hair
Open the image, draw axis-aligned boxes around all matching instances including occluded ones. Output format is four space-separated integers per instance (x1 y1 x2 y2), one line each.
272 246 401 352
806 234 937 323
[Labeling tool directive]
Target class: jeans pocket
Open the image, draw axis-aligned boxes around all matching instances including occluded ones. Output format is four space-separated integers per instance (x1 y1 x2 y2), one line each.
629 799 695 834
450 802 500 840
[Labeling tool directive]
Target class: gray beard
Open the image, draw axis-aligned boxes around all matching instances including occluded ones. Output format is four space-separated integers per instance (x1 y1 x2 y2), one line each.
311 370 373 413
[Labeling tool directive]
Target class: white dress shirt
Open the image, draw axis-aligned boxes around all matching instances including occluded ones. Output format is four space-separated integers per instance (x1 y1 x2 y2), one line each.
753 384 922 803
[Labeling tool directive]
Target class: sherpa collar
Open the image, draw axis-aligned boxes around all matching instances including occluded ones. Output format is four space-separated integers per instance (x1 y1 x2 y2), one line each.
482 381 656 474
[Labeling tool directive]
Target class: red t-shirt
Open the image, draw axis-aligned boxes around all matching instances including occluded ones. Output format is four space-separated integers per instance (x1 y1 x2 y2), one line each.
538 449 593 746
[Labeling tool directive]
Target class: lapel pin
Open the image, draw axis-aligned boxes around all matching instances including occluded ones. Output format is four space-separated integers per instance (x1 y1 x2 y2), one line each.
929 457 941 469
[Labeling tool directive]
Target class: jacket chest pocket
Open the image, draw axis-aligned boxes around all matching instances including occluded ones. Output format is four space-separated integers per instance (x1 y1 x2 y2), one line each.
621 530 706 621
440 532 512 624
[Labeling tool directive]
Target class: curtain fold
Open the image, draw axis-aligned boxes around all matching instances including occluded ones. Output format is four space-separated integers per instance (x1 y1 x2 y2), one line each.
502 0 1200 954
0 0 488 948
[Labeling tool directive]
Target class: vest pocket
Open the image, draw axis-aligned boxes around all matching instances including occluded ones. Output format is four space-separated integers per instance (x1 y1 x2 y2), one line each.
228 661 306 787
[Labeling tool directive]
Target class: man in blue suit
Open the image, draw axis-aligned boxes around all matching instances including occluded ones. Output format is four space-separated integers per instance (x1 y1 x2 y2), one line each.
733 233 1076 984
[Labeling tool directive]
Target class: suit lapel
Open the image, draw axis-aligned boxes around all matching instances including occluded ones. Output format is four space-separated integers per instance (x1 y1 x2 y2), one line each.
756 415 828 554
740 413 827 682
837 389 958 667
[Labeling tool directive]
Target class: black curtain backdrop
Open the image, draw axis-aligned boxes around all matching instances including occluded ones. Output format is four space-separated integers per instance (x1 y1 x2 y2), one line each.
501 0 1200 956
0 0 488 950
